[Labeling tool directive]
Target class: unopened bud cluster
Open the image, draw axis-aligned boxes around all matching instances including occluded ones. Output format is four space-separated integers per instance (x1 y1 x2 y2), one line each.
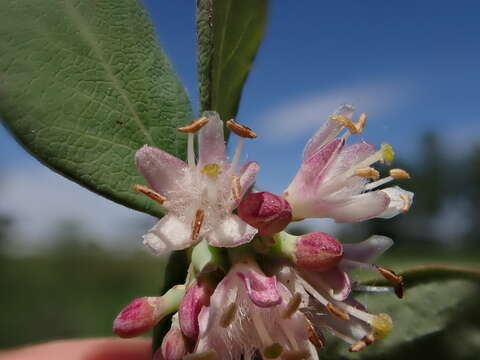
114 107 414 359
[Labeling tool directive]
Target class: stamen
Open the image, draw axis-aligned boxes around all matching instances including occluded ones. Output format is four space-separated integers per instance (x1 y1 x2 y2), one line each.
191 209 205 243
183 350 218 360
330 113 367 134
389 168 411 179
132 184 166 204
252 312 274 349
353 284 395 293
355 167 380 180
281 350 310 360
231 175 241 201
364 176 395 191
219 303 237 328
400 193 410 213
263 343 283 359
282 293 302 319
188 133 195 170
376 266 404 298
349 333 375 352
177 116 209 133
326 303 350 320
226 119 257 138
322 325 356 344
306 319 324 348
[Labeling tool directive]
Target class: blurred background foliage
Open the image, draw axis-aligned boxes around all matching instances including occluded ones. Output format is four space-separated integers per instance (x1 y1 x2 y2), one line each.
0 131 479 354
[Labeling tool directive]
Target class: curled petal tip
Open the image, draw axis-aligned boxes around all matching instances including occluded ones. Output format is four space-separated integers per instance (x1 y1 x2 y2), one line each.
113 297 161 338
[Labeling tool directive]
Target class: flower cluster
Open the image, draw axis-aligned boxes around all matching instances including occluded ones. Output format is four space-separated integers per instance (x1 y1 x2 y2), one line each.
113 106 413 359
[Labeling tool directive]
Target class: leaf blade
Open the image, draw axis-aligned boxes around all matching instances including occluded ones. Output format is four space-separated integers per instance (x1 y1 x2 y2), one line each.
0 0 192 217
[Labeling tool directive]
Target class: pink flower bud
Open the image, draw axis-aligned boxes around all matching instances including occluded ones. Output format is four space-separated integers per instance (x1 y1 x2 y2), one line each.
179 281 213 340
113 297 162 338
238 192 292 236
294 232 343 271
159 326 188 360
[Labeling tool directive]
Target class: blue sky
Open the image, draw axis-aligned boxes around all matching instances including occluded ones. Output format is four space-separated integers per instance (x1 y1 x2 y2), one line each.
2 1 480 247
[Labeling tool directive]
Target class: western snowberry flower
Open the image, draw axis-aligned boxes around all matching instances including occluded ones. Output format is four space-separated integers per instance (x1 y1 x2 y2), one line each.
238 191 293 236
155 313 189 360
134 111 259 255
284 104 414 222
192 255 318 360
268 234 401 352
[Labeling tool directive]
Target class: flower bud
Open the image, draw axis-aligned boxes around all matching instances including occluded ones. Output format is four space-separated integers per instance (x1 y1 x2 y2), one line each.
238 192 292 236
159 325 188 360
113 297 162 338
272 231 343 272
113 285 186 338
295 232 343 271
179 281 213 340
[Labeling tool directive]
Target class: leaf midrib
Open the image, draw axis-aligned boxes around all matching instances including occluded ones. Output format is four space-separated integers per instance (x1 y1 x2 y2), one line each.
64 0 156 147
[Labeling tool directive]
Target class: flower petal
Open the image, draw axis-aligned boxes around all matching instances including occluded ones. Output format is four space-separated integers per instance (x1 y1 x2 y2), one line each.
239 161 260 197
198 111 227 168
206 214 257 248
237 270 282 307
377 186 414 219
303 104 354 160
135 145 187 195
342 235 393 264
142 214 192 255
179 281 212 340
323 191 390 223
319 267 352 301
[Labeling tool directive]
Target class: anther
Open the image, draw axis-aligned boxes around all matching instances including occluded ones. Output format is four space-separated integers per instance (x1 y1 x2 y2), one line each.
376 266 403 285
219 303 237 328
389 168 411 179
177 116 209 133
349 333 375 352
400 193 410 212
132 184 166 204
306 319 324 349
281 350 310 360
191 209 205 243
330 113 367 134
282 293 302 319
381 143 395 165
183 350 218 360
326 303 350 320
263 343 283 359
355 167 380 180
372 313 393 339
226 119 257 138
231 175 241 200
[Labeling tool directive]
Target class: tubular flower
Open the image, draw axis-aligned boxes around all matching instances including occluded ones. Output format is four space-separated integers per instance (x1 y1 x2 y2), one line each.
193 257 318 360
283 104 414 222
134 111 259 255
269 234 400 352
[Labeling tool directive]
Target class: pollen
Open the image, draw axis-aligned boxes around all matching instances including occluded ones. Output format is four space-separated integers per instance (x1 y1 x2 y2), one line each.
330 113 367 134
372 313 393 339
390 168 411 179
355 167 380 180
201 163 222 179
381 143 395 165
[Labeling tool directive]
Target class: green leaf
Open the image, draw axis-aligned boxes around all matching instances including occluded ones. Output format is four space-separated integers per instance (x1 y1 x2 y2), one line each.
196 0 268 120
0 0 192 217
322 266 480 360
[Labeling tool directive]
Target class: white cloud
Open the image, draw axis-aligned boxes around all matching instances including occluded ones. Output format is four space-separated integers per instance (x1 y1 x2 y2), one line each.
259 82 407 141
0 165 155 249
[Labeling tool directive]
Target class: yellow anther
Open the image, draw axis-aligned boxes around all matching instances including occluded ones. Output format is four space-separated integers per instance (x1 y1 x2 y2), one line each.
390 168 411 179
357 113 368 132
201 163 222 179
372 313 393 339
355 167 380 180
381 143 395 165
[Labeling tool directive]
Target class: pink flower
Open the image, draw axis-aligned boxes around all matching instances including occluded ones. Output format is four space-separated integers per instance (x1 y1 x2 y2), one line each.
270 234 399 352
284 105 413 222
192 258 318 360
135 112 259 254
